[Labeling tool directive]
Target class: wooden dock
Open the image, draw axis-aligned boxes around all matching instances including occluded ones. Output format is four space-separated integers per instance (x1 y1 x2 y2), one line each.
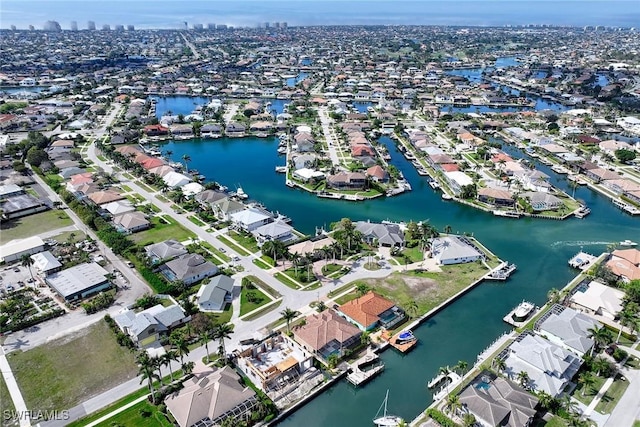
382 330 418 353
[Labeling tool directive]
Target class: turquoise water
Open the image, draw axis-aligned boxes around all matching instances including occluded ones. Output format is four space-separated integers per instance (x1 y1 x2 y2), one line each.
158 131 638 427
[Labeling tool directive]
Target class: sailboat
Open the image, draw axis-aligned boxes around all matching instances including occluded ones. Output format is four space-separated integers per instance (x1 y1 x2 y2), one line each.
373 390 404 427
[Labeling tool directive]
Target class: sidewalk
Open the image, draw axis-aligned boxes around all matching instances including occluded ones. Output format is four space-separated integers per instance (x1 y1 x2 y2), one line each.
0 346 31 427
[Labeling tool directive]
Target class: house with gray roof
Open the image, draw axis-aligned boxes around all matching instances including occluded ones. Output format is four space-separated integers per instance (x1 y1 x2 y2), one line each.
211 198 245 221
197 275 237 312
252 220 295 246
161 253 218 286
503 332 582 397
230 208 273 232
114 303 189 348
430 236 482 265
459 374 538 427
355 221 404 248
30 251 62 276
195 189 227 207
536 305 599 356
112 211 150 234
145 240 188 264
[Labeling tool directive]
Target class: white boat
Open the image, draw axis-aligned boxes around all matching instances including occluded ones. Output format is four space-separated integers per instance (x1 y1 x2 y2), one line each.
395 330 416 345
236 186 249 200
441 193 453 200
373 390 403 427
275 166 287 173
277 146 287 154
620 240 638 247
512 301 535 322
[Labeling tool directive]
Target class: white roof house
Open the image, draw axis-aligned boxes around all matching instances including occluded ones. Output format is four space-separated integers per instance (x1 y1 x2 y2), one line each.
570 281 624 321
163 171 191 188
504 333 582 397
102 200 135 216
430 236 482 265
230 208 273 232
0 236 45 263
444 171 473 194
537 305 599 356
252 221 294 245
181 182 205 197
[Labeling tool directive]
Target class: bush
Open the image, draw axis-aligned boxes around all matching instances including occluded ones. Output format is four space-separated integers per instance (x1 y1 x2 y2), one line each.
613 348 628 362
425 408 460 427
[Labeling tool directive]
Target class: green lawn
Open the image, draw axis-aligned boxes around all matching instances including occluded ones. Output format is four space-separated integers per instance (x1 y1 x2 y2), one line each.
136 182 155 193
217 235 252 256
199 242 231 262
393 247 424 263
227 230 260 253
66 389 148 427
130 216 195 246
120 184 133 192
50 230 86 244
327 282 355 298
7 321 138 412
240 286 270 316
187 216 206 226
334 290 358 305
243 300 282 321
0 210 73 243
542 416 568 427
321 263 342 275
594 375 630 414
244 275 281 299
0 374 17 427
94 400 172 427
274 272 302 289
572 374 606 406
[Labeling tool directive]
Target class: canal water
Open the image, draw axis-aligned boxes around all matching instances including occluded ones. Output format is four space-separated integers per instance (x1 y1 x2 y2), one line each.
157 130 638 426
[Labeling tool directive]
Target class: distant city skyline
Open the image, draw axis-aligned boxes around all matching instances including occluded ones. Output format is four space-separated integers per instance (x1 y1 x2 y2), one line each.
1 0 639 30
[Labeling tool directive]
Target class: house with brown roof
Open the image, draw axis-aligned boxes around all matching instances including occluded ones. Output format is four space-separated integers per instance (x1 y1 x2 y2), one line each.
165 364 258 427
478 187 515 207
606 249 640 282
326 172 367 190
292 309 361 362
366 165 389 183
338 291 405 331
87 189 125 206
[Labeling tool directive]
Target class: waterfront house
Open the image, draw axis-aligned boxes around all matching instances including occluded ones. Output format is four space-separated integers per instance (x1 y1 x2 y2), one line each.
459 375 538 427
365 165 389 183
293 309 362 362
355 221 404 248
602 178 640 195
477 187 515 207
197 275 237 312
430 236 483 265
252 220 295 246
503 332 582 397
230 208 273 232
522 192 562 211
165 364 258 427
181 182 205 197
338 291 405 331
584 168 618 184
535 305 599 356
113 303 189 347
569 280 624 321
195 189 227 207
606 249 640 282
288 236 335 257
225 122 246 137
161 253 218 286
102 200 135 217
236 334 314 394
162 171 191 189
143 124 169 136
326 172 367 190
145 240 188 264
211 198 245 221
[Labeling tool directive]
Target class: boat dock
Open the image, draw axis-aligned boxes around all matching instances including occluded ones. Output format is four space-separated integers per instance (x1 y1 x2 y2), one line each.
485 262 517 281
568 251 597 270
381 330 418 353
613 199 640 215
502 301 540 327
346 350 385 386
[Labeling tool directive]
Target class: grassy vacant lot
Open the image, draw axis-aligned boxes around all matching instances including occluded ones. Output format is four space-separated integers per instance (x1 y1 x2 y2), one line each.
66 389 148 427
240 285 270 316
7 321 138 412
342 261 488 314
228 230 260 253
393 247 424 263
51 230 86 244
217 235 251 256
130 216 195 246
0 375 17 427
94 400 172 427
0 210 73 243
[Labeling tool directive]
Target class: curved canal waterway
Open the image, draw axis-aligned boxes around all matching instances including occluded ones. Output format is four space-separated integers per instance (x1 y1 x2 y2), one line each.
157 132 638 426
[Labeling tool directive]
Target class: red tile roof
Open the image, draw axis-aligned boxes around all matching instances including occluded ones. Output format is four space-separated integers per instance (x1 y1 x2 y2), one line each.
338 291 395 328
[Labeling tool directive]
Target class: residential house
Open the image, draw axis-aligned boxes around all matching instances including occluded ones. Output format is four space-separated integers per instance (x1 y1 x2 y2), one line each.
366 165 389 183
459 375 539 427
477 187 515 207
252 221 295 246
114 303 189 347
430 236 483 265
338 291 405 331
236 334 315 394
112 211 150 234
326 172 367 190
606 249 640 282
162 171 191 188
569 280 624 321
161 253 218 286
355 221 404 248
165 365 258 427
293 309 362 361
230 208 273 232
101 200 135 216
503 332 582 397
211 198 245 221
145 240 188 264
522 192 562 211
536 305 599 356
197 275 237 312
87 189 125 206
195 189 227 207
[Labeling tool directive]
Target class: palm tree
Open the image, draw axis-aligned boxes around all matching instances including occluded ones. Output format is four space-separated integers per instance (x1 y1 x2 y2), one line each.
163 350 178 382
280 307 299 334
200 327 213 364
290 252 302 276
136 351 159 400
403 299 419 319
461 413 476 427
517 370 530 389
164 149 173 159
355 283 371 297
360 330 371 346
592 356 610 377
616 309 636 343
547 288 561 304
445 393 461 415
536 391 553 411
494 357 507 374
587 325 613 356
182 154 191 173
455 360 468 375
20 254 35 283
212 322 234 365
578 371 595 397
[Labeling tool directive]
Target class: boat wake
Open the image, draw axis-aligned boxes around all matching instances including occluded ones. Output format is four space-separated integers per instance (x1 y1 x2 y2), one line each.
550 240 612 248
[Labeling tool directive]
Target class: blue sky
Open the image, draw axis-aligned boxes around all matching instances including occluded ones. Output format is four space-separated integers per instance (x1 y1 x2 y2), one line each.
1 1 639 29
